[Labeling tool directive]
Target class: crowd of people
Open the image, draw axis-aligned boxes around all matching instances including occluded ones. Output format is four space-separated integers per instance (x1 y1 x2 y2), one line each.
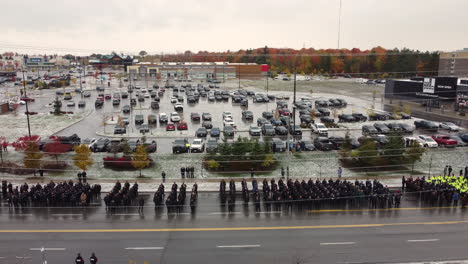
1 180 101 208
405 175 468 207
152 182 199 212
103 181 140 213
219 178 401 211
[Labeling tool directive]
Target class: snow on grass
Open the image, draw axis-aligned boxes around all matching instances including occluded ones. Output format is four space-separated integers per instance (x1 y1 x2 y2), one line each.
0 110 92 142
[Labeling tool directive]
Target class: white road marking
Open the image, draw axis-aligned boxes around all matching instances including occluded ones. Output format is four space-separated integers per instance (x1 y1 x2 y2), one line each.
112 214 140 216
16 256 32 259
30 248 66 251
209 212 242 215
7 214 32 216
320 242 356 245
167 213 190 215
51 214 82 216
254 211 281 214
407 239 440 242
124 247 164 250
217 245 261 248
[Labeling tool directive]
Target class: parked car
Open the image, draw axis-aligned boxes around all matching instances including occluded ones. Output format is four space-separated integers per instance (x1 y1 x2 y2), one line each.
373 123 390 134
362 125 378 135
91 138 110 152
191 112 201 121
166 122 175 131
143 140 157 153
275 126 288 136
249 126 261 136
338 114 356 123
202 112 212 121
352 113 367 122
397 123 414 133
242 110 254 120
170 112 181 122
458 133 468 143
299 140 315 151
317 108 330 116
139 124 150 133
202 121 213 129
172 139 190 154
288 125 302 136
122 105 131 113
223 117 235 127
196 127 208 137
134 115 144 125
271 138 287 152
95 99 103 108
314 137 334 151
432 134 458 147
449 135 467 147
190 138 205 153
148 114 157 125
177 121 188 130
224 126 235 137
262 124 276 136
313 123 328 136
320 116 335 124
262 111 274 120
414 120 438 132
210 127 220 138
206 138 218 153
439 122 461 132
151 101 160 110
257 117 269 127
417 135 438 148
114 125 126 135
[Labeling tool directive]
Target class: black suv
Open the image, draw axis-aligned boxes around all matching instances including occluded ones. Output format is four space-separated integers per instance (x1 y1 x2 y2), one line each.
172 139 190 154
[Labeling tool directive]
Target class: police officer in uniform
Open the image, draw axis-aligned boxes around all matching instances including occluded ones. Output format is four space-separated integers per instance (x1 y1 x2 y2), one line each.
90 252 98 264
75 253 84 264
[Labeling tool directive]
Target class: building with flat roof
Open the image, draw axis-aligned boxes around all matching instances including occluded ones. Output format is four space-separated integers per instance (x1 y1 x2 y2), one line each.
439 49 468 77
126 62 265 80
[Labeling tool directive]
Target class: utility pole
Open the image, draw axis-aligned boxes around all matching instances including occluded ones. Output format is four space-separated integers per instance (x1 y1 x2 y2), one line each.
292 72 297 141
79 68 83 98
337 0 342 50
22 69 32 138
238 65 241 89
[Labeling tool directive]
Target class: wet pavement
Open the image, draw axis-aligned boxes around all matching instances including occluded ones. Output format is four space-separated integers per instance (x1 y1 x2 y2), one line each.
0 192 468 264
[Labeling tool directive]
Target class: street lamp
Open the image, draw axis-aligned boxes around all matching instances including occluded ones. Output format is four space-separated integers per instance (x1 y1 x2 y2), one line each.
21 69 32 137
78 68 83 98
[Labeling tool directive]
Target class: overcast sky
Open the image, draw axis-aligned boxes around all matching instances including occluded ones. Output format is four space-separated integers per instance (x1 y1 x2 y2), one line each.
0 0 466 55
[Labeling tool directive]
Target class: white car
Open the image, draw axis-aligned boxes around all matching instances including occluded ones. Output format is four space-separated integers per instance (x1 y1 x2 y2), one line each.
417 135 438 148
144 93 150 98
170 96 178 103
313 123 329 136
404 137 423 147
174 103 183 111
190 138 205 153
170 112 181 122
223 117 235 127
222 111 233 119
439 122 461 132
141 88 148 93
82 138 97 148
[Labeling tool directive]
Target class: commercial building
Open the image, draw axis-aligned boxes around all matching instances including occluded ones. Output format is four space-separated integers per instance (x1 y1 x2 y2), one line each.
126 62 265 80
439 49 468 77
385 76 468 113
87 54 135 69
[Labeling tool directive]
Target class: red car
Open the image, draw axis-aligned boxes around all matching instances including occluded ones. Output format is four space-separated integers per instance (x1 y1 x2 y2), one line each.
177 121 188 130
97 96 104 102
191 112 200 121
20 96 35 102
166 122 175 131
278 108 291 116
104 94 112 100
432 135 457 147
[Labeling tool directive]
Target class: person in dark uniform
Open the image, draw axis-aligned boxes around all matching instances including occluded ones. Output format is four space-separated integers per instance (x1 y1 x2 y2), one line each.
448 166 453 177
89 253 98 264
251 168 255 178
281 167 285 178
75 253 84 264
39 169 44 177
181 167 185 178
138 197 145 214
82 171 87 183
161 171 166 182
402 176 406 190
77 172 82 183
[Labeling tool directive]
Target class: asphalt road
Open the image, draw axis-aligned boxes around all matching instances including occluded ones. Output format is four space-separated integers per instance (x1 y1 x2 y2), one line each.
0 193 468 263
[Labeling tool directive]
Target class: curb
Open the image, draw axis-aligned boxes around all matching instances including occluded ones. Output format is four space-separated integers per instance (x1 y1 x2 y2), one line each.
52 109 95 135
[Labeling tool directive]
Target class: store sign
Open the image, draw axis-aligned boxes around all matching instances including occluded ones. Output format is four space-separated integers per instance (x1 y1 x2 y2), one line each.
423 78 435 94
30 58 42 63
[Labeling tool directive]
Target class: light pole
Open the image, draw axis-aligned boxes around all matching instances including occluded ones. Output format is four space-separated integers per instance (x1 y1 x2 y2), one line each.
78 68 83 98
292 72 297 141
21 69 32 138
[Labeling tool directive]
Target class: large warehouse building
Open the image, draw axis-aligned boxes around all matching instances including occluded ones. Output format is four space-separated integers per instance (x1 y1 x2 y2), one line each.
126 62 266 80
439 49 468 76
385 76 468 113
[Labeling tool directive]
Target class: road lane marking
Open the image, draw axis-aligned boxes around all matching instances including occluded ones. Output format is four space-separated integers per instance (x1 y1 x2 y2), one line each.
51 214 82 216
2 220 468 233
112 214 140 216
308 205 464 213
167 213 190 215
124 247 164 250
217 245 260 248
30 248 66 251
407 239 440 242
208 212 242 215
5 214 33 216
320 242 356 245
255 211 281 214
